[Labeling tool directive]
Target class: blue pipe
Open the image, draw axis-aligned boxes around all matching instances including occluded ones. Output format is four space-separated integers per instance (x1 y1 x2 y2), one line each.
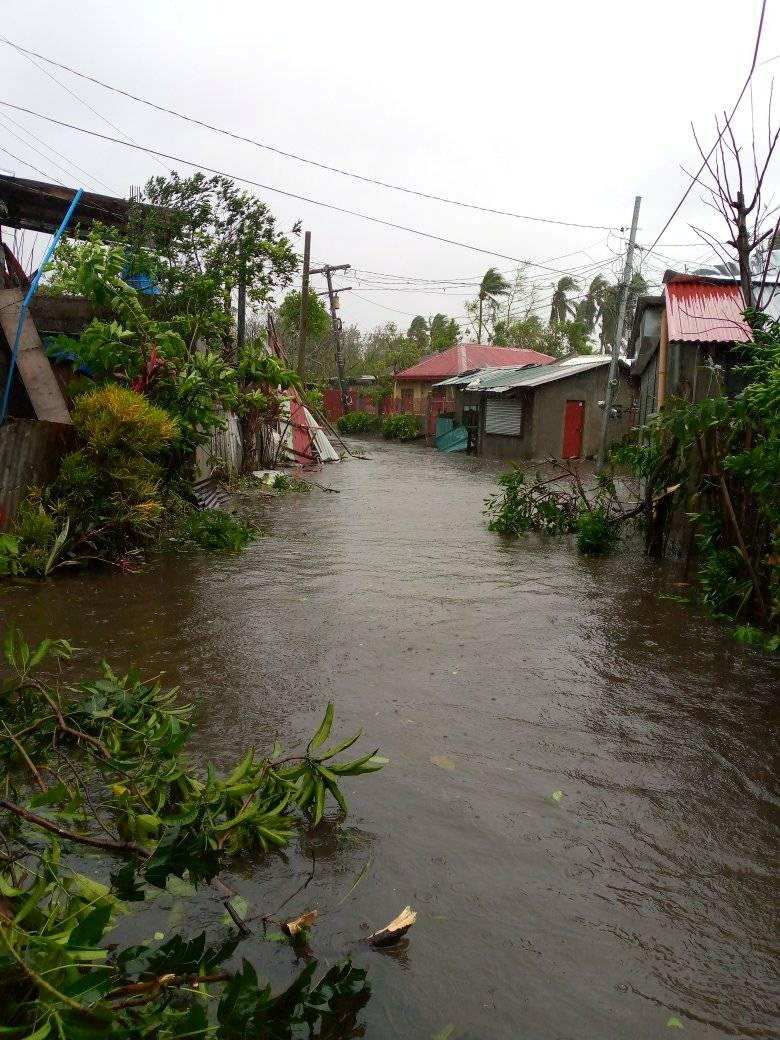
0 187 84 426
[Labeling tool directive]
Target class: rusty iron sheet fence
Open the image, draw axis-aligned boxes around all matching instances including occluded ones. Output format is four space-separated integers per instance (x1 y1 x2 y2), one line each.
0 418 76 530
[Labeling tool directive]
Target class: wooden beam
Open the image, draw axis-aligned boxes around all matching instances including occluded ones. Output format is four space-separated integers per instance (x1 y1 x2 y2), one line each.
0 289 71 424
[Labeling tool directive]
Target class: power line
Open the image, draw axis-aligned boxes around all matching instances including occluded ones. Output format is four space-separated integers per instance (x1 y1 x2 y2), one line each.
0 143 62 183
0 37 624 233
346 239 611 288
0 33 169 176
0 110 111 192
645 0 768 256
0 100 621 277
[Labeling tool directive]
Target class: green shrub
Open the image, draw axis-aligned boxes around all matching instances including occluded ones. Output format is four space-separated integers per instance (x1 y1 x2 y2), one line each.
575 507 618 555
0 498 68 577
382 413 422 441
484 466 578 536
166 508 256 553
272 473 310 493
337 410 381 434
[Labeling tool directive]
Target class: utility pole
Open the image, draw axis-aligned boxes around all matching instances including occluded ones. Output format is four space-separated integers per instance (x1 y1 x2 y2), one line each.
596 195 641 472
236 227 246 361
296 230 311 379
310 261 350 413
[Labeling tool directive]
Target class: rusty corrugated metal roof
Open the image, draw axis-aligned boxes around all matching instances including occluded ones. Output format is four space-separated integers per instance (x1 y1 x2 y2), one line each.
395 343 554 380
665 279 751 343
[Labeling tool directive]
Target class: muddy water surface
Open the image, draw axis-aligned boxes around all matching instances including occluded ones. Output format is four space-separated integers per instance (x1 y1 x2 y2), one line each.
2 441 778 1039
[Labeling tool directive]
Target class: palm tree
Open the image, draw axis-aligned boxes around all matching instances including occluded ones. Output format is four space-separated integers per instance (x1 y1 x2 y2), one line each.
477 267 510 343
599 273 648 353
574 275 609 336
549 276 580 326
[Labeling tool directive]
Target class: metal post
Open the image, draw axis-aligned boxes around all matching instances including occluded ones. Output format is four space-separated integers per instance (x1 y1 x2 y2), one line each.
596 195 641 472
296 230 311 379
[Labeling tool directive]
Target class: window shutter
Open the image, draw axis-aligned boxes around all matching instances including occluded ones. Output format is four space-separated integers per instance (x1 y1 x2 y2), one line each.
484 397 523 435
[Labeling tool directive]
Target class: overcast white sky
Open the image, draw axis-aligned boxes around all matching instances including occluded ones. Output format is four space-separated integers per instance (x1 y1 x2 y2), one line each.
2 0 778 333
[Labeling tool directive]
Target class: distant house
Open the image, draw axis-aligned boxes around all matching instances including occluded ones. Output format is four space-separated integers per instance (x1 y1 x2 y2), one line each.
628 273 753 425
394 343 554 435
436 355 634 461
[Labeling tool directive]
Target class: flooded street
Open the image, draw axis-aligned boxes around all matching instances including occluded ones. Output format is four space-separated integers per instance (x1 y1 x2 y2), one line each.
2 440 777 1039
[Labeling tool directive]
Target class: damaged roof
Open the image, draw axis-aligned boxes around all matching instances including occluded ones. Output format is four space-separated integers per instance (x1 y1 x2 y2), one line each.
456 354 622 393
0 176 162 237
395 343 554 380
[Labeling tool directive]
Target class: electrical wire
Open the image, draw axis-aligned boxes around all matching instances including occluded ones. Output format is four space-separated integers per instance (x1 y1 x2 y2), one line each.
0 110 110 192
0 143 63 183
0 33 169 176
0 36 625 233
0 100 623 276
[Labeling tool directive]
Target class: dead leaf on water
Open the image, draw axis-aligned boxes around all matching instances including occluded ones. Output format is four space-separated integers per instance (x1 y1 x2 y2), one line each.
282 909 318 938
431 754 455 771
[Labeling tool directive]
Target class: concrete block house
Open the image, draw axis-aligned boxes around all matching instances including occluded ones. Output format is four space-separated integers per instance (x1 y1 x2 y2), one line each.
437 355 635 461
393 343 554 436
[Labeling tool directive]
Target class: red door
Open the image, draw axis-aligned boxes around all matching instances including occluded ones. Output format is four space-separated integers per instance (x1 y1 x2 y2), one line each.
562 400 585 458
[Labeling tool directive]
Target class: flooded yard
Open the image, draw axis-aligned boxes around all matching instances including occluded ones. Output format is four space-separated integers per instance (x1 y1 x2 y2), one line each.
2 440 777 1039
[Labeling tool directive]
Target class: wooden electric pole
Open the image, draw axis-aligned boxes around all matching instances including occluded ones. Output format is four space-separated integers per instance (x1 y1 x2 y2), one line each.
236 225 246 361
310 261 350 413
596 195 641 472
296 230 311 379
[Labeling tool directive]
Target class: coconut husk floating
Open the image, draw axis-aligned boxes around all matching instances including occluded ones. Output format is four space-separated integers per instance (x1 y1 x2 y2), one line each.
282 910 318 938
367 906 417 947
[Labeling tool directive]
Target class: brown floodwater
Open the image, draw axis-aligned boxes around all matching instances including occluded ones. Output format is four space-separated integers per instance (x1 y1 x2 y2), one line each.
1 440 778 1039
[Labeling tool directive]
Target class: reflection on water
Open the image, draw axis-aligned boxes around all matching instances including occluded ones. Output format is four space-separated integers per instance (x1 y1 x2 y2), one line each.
2 440 778 1039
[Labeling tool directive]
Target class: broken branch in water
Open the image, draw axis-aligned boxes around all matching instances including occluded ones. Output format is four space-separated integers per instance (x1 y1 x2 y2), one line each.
367 906 417 947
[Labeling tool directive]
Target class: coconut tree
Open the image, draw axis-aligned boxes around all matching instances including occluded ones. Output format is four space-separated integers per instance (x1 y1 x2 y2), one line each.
574 275 609 336
549 276 580 326
477 267 510 343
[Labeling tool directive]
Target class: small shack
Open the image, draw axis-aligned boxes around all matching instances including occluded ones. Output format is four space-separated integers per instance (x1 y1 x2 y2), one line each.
439 355 635 461
628 272 754 424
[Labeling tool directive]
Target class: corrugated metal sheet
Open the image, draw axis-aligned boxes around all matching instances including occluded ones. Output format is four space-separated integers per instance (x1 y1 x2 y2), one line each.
0 418 75 530
395 344 554 381
485 398 523 435
665 280 751 343
206 412 243 470
465 355 614 393
433 363 541 388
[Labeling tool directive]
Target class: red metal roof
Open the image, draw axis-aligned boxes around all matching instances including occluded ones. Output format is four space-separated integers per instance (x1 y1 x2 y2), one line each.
395 343 554 381
665 279 751 344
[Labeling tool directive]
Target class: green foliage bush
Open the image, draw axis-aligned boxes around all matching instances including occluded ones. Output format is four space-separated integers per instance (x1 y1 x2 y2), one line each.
271 473 310 493
166 508 256 553
336 410 381 434
0 629 384 1037
51 385 178 562
0 499 65 577
575 506 618 555
484 466 578 536
382 413 423 441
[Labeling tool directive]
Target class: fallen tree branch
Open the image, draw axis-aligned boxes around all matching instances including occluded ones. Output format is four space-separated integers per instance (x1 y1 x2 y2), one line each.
0 799 148 859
